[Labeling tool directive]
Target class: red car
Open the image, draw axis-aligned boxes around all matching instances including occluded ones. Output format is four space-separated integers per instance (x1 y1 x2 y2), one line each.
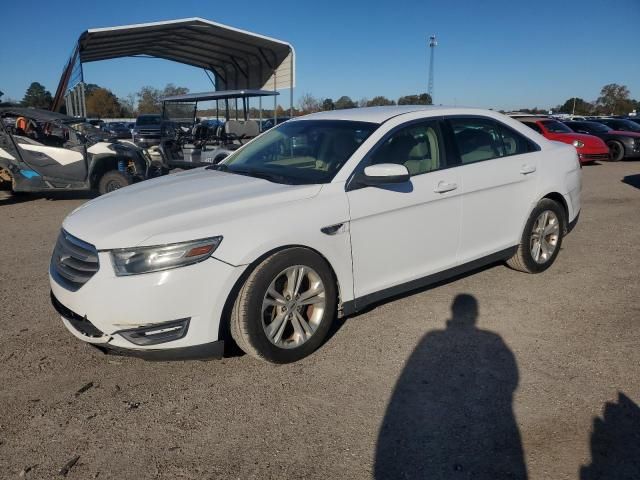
517 117 609 163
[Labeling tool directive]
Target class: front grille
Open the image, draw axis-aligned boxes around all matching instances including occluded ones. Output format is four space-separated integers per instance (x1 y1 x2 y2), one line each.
136 129 161 136
51 292 104 338
50 230 99 291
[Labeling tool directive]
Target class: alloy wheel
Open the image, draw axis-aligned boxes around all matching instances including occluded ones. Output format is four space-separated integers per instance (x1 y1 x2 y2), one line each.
530 210 560 264
261 265 326 349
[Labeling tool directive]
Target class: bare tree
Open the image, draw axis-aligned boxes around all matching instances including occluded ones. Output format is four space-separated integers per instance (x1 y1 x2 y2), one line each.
298 93 321 114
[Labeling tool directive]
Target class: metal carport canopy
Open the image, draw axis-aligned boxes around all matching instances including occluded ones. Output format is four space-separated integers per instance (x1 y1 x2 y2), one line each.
161 89 279 103
53 18 295 112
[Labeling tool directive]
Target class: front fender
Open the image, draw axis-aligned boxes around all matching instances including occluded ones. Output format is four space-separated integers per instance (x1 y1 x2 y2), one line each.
212 183 356 304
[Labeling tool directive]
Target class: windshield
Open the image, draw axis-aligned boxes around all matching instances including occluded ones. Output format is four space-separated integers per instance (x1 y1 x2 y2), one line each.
136 115 162 126
217 120 377 184
581 122 611 133
606 120 640 132
541 120 572 133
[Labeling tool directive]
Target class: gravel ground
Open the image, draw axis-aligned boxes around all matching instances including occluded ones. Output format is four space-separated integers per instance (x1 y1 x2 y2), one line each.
0 162 639 479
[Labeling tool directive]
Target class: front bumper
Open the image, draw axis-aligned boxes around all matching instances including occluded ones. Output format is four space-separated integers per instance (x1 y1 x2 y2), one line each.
50 250 245 359
133 135 162 147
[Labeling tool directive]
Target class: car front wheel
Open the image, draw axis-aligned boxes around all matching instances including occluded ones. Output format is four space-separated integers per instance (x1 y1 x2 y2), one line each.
607 140 624 161
230 248 337 363
506 199 565 273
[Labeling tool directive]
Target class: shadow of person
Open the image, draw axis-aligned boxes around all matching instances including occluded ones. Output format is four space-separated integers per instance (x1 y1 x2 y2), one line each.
622 174 640 190
374 294 527 479
580 392 640 480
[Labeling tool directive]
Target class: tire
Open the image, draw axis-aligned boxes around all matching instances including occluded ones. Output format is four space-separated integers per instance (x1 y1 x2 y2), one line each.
607 140 624 162
97 170 130 195
506 199 565 274
230 247 337 363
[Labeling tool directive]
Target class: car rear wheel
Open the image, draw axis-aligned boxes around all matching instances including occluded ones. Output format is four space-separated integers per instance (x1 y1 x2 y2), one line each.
607 140 624 161
506 199 565 273
98 171 130 195
230 248 337 363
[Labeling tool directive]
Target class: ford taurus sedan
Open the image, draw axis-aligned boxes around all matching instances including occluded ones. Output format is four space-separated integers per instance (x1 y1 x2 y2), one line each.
50 106 582 363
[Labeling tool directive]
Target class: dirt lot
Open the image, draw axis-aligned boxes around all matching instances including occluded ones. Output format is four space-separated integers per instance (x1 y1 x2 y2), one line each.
0 162 639 479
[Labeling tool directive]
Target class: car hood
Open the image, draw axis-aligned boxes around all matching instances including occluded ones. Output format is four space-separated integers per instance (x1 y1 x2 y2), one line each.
546 132 606 146
63 169 323 249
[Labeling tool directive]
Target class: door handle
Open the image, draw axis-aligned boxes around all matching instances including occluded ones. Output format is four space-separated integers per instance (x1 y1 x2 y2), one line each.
434 181 458 193
520 164 536 175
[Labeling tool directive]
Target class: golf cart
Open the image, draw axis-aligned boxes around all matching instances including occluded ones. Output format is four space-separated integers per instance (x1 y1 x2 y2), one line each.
155 89 279 170
0 107 153 195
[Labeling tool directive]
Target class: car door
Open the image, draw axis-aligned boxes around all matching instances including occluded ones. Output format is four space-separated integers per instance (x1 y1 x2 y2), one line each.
347 118 462 300
446 116 541 262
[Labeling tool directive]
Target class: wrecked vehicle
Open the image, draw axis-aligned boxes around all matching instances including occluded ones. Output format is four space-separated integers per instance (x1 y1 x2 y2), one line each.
0 107 153 195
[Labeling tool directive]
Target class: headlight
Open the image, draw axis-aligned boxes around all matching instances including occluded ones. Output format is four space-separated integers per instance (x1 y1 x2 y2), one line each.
572 140 585 148
111 237 222 276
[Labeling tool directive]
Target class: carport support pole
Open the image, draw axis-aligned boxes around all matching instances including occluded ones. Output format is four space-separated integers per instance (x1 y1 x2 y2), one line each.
290 53 294 117
259 97 262 129
274 76 277 124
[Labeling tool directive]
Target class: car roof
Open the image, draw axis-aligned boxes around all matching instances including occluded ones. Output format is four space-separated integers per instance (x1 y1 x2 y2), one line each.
515 116 556 123
295 106 500 124
0 107 77 123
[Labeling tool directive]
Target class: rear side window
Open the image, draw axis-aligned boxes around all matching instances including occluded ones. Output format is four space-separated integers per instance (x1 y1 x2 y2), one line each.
448 117 535 164
368 120 443 176
523 122 543 134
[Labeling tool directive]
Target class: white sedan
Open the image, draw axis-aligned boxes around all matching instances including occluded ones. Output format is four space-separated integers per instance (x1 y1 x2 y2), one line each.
50 106 582 363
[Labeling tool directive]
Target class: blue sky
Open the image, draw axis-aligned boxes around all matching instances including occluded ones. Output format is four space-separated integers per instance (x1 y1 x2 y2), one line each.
1 0 639 111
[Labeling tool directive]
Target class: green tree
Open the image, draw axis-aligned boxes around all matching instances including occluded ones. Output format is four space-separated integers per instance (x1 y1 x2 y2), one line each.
321 98 335 111
597 83 633 115
162 83 189 97
136 84 190 114
557 97 593 115
397 93 432 105
21 82 53 109
136 86 161 114
84 83 101 97
85 88 121 117
334 96 356 109
367 96 395 107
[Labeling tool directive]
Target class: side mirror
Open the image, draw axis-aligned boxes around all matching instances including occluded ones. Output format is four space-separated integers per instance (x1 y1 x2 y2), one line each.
359 163 410 185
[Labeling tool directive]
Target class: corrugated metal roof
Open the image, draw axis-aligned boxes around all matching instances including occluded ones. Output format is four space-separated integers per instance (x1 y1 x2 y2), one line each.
53 18 295 111
78 18 295 90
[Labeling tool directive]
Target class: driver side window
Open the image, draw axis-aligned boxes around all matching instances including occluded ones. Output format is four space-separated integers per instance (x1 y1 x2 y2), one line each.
369 121 443 176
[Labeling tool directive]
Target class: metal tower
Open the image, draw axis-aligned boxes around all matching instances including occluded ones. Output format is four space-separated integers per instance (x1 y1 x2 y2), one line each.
428 35 437 101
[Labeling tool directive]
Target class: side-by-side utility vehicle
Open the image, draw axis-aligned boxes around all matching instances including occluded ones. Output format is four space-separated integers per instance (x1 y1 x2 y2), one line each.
0 107 152 195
